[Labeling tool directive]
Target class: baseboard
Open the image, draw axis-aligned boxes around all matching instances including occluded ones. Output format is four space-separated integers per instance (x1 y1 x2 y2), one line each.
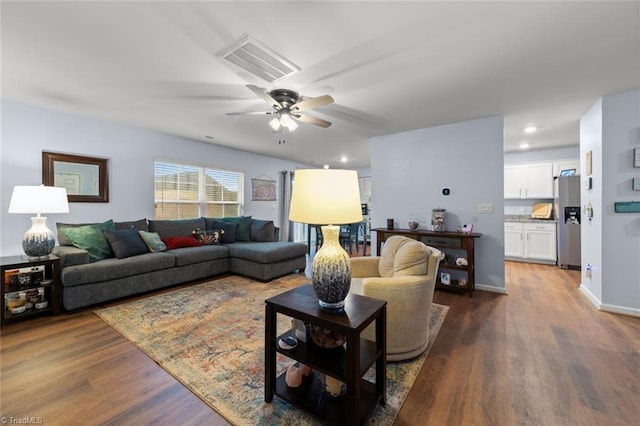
475 283 508 295
579 284 601 309
579 284 640 318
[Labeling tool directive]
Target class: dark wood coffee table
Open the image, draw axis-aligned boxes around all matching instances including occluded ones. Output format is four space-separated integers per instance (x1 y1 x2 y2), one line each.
265 284 386 425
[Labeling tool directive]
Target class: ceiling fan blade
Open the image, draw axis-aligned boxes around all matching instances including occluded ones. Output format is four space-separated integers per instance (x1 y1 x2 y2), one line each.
226 111 275 116
291 94 334 112
292 113 332 128
246 84 281 109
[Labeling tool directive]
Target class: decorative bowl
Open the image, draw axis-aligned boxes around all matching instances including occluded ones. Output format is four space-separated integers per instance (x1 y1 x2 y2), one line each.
11 305 26 314
310 325 346 349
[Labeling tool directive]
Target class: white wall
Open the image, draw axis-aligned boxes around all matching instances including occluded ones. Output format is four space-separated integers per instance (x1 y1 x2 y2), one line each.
370 116 505 291
0 99 309 256
504 146 579 164
580 89 640 315
579 98 604 303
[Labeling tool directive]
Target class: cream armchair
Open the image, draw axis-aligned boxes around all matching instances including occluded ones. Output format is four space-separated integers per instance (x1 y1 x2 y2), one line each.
350 235 442 361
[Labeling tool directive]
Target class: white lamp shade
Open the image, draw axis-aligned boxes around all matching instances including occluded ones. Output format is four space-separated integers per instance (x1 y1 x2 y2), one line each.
289 169 363 225
8 185 70 214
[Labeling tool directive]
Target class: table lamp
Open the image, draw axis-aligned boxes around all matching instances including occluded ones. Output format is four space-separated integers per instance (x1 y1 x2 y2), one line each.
289 169 362 311
8 185 70 258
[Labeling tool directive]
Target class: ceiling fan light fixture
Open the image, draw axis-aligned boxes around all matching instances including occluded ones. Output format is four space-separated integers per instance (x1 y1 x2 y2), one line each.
285 118 298 131
269 116 281 131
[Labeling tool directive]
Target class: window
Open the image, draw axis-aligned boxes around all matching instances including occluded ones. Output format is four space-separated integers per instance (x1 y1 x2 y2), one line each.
154 161 243 219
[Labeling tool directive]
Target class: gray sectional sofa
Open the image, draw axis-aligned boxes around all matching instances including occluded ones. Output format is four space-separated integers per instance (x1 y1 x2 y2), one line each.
52 217 307 310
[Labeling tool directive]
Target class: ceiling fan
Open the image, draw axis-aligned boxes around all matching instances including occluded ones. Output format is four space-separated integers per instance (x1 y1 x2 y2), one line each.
226 85 334 131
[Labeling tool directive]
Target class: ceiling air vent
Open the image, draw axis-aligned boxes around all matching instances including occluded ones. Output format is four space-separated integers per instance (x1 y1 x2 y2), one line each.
217 33 300 82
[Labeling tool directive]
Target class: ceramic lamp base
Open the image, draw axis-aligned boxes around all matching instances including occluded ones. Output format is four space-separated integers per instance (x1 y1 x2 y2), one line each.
311 225 351 313
23 216 55 258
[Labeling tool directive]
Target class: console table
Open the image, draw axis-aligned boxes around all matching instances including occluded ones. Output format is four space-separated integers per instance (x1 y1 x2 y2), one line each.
374 228 482 297
265 284 386 425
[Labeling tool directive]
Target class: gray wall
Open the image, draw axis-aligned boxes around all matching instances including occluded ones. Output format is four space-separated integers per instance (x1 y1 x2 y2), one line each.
370 116 505 292
580 89 640 315
0 99 309 256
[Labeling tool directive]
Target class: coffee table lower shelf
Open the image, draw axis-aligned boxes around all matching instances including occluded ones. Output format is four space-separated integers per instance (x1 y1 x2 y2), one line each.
275 372 380 424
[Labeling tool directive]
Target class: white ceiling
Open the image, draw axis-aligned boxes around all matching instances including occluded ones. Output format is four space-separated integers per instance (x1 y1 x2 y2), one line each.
2 1 639 169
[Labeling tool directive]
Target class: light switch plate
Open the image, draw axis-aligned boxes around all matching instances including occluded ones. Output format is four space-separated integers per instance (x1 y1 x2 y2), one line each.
477 203 494 214
633 177 640 191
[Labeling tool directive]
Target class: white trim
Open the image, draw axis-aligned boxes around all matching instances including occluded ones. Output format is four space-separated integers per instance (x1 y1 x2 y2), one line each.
475 283 508 295
580 284 640 318
600 304 640 318
579 283 602 309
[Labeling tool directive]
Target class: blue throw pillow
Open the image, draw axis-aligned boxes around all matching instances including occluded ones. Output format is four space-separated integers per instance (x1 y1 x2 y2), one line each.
103 229 149 259
221 216 252 242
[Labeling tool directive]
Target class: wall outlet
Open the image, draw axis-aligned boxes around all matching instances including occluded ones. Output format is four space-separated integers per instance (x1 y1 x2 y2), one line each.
633 177 640 191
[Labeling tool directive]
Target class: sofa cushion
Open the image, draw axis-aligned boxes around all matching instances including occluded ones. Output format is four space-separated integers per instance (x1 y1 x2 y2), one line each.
62 220 116 262
149 218 206 239
115 218 149 232
192 229 224 245
226 242 307 264
139 231 167 252
250 219 275 242
168 245 229 267
220 216 252 242
103 229 149 259
162 236 201 250
61 252 176 287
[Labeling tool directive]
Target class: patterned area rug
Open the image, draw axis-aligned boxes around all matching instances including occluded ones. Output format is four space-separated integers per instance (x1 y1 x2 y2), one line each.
96 274 448 425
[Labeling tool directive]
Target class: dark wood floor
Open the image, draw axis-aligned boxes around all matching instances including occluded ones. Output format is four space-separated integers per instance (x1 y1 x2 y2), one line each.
1 256 639 425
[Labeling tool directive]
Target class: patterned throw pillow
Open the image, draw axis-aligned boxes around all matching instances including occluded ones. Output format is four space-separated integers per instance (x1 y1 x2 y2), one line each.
161 236 201 250
138 231 167 252
62 220 116 262
192 228 225 245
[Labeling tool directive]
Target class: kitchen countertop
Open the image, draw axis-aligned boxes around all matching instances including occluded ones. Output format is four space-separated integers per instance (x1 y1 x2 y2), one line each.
504 215 557 223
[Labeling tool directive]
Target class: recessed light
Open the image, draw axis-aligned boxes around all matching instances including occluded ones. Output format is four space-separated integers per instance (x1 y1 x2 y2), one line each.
520 143 530 149
523 126 538 134
340 156 348 163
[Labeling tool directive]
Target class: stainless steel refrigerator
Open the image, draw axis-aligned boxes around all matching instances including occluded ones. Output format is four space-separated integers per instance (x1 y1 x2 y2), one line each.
555 175 581 269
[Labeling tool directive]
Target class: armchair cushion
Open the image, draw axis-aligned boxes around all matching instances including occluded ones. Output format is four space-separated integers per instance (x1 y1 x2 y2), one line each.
378 236 430 278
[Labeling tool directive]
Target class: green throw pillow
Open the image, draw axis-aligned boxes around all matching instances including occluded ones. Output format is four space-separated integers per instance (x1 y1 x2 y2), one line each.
221 216 252 242
139 230 167 252
62 220 115 262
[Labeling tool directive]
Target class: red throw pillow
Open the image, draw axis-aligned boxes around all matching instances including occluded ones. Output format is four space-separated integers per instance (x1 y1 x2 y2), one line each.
162 236 201 250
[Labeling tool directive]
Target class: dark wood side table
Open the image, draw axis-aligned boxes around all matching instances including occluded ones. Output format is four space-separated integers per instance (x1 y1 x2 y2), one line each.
1 254 61 327
265 284 386 425
374 228 482 297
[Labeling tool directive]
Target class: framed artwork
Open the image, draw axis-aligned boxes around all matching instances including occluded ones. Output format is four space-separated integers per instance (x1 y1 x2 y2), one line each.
440 272 451 285
251 177 276 201
42 151 109 202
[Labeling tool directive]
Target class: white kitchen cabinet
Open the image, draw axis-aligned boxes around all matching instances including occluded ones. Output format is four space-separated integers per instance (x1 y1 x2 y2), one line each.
504 221 556 264
523 222 557 262
504 163 553 199
504 222 524 258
